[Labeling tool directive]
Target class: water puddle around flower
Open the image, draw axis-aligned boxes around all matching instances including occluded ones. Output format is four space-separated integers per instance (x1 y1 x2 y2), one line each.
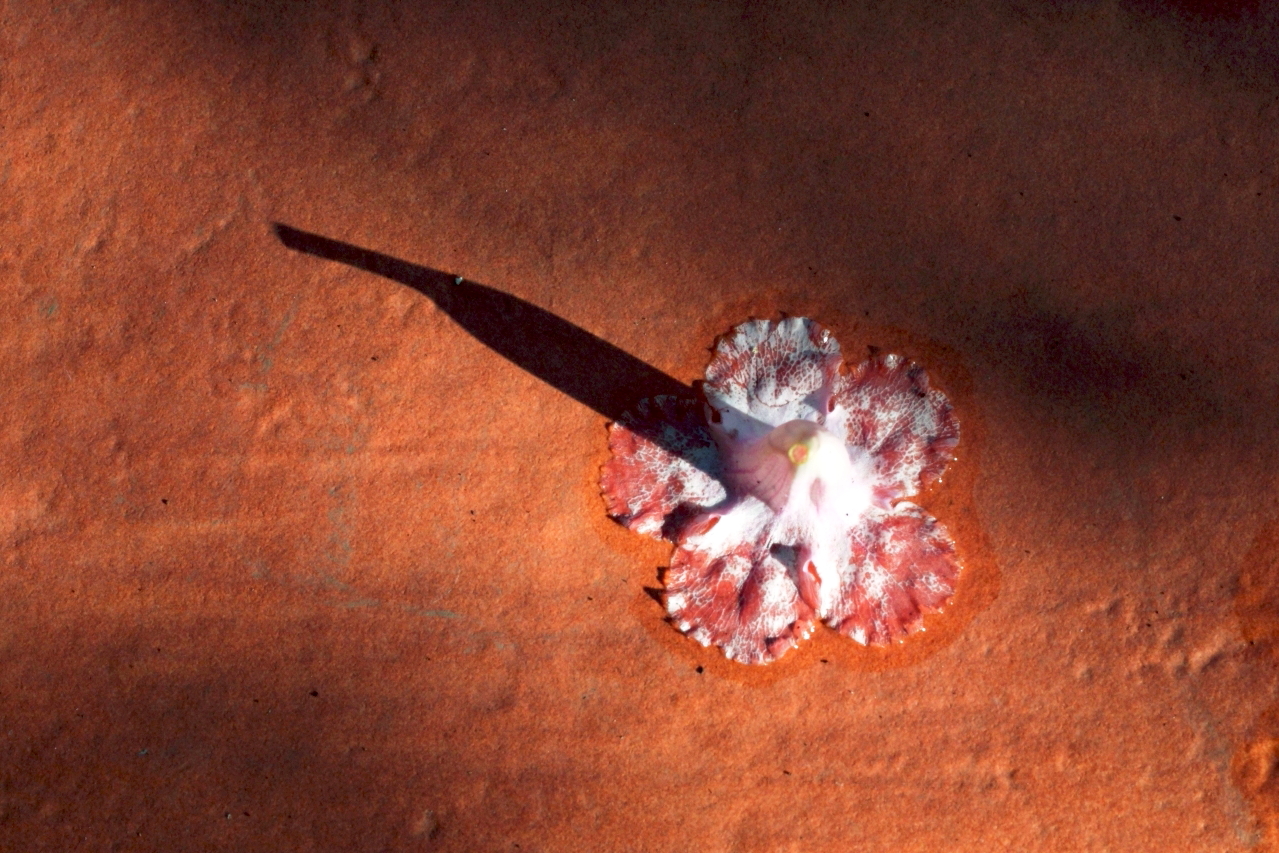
599 319 1000 686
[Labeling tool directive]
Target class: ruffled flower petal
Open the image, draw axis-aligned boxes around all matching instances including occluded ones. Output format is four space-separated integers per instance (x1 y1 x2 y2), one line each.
703 317 842 436
825 502 960 645
663 499 815 665
833 353 959 502
600 396 726 540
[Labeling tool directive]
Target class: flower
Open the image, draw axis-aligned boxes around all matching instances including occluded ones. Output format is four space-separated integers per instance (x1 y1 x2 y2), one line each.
601 317 960 664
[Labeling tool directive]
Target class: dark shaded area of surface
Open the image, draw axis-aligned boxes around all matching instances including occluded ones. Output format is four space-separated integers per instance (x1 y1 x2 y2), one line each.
1123 0 1279 84
1143 0 1259 19
0 613 431 851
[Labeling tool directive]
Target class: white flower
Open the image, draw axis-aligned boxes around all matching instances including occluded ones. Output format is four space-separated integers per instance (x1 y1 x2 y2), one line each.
602 318 960 664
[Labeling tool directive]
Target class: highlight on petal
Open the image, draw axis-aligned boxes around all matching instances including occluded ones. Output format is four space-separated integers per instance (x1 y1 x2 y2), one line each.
600 396 726 540
833 353 959 502
663 499 815 665
824 502 960 646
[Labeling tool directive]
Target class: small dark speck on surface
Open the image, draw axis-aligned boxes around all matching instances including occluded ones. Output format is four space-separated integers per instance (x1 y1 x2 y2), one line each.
309 690 318 697
695 666 704 674
1173 214 1182 221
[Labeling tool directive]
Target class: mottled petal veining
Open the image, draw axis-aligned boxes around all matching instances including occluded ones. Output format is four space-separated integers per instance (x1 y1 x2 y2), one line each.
601 396 726 540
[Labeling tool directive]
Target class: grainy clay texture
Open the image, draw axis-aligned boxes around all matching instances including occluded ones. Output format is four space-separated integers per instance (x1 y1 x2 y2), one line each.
3 0 1279 850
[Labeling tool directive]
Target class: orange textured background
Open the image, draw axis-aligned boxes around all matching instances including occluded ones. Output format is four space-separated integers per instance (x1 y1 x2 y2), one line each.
4 1 1279 849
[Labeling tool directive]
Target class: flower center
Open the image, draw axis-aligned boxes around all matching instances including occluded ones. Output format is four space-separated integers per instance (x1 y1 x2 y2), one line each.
787 443 809 466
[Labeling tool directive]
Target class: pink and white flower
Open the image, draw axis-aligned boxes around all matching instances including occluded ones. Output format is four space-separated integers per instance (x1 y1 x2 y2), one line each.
601 318 961 664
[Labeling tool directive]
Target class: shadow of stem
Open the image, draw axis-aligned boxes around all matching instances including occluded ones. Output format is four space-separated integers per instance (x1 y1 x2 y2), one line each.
273 223 719 475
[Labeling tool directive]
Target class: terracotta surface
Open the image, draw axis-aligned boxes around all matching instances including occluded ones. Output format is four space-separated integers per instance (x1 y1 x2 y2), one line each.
4 1 1279 849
